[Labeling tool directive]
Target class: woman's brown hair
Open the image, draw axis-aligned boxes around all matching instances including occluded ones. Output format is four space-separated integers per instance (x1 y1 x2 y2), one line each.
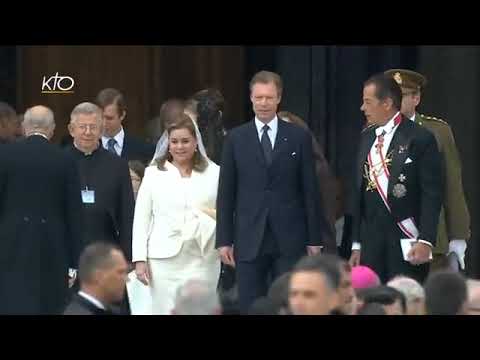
154 113 208 172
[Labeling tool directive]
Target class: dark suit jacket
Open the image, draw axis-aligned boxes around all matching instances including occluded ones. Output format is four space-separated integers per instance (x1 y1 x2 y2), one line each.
351 116 444 246
216 118 325 262
0 135 83 314
66 146 135 261
121 133 156 164
63 294 115 315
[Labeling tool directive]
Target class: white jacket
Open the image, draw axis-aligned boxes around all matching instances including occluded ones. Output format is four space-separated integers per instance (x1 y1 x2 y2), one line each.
132 161 220 262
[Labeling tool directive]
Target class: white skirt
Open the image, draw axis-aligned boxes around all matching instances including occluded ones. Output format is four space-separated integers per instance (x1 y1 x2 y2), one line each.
147 237 221 315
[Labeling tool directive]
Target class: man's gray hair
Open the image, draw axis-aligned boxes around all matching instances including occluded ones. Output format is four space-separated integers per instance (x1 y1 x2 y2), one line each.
173 279 220 315
70 102 103 124
387 276 425 302
23 105 55 131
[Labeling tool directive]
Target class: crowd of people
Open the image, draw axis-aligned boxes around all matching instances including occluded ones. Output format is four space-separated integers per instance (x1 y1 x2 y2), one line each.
0 68 473 315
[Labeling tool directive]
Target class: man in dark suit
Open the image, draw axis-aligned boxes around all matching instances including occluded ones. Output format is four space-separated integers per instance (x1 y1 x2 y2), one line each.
349 73 443 284
64 242 128 315
0 105 83 314
96 88 155 164
216 71 326 312
66 102 135 313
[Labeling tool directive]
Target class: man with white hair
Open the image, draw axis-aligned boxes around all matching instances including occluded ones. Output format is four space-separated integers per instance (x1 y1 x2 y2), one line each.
66 102 135 314
0 105 83 314
387 276 425 315
172 279 221 315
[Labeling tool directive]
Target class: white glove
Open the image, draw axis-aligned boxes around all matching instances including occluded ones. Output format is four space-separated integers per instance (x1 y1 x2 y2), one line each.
448 240 466 270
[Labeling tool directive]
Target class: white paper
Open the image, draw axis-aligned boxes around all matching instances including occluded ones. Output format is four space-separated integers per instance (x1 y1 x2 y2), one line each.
400 239 433 262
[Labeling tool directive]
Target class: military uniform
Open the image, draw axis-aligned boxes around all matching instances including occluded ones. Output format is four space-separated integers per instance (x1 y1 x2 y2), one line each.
414 113 470 267
385 69 471 270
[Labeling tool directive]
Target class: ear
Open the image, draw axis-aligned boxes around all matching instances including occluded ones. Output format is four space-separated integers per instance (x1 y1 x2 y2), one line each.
67 123 74 137
329 291 340 311
412 93 421 107
48 124 56 140
120 110 126 122
92 269 104 286
383 97 394 111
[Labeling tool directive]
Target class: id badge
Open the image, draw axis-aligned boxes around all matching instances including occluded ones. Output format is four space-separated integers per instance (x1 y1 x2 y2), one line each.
81 189 95 204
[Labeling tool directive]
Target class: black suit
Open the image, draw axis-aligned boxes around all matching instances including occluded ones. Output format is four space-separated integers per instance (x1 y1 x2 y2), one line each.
66 145 134 261
63 294 115 315
120 133 155 164
0 135 83 314
216 118 325 312
351 116 443 283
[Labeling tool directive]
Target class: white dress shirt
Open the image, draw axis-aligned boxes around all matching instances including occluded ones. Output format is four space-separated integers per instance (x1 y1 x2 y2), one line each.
102 127 125 156
255 116 278 149
78 291 106 310
352 112 432 251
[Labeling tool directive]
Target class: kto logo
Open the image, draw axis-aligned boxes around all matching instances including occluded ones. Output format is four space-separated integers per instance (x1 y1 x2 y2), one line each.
41 72 75 94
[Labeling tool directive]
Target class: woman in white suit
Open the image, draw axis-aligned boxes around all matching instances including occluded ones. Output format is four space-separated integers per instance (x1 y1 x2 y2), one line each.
132 113 220 315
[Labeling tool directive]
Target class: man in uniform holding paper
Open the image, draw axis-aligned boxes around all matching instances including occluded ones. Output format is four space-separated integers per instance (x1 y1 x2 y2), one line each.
349 73 443 284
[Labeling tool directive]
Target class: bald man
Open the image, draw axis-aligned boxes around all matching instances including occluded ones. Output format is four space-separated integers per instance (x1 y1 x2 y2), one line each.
0 105 83 314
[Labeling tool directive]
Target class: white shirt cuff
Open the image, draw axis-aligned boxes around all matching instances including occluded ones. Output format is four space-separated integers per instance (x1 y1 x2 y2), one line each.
448 239 467 270
352 242 361 251
417 239 433 248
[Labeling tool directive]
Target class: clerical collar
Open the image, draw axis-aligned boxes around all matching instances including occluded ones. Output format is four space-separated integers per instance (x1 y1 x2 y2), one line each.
73 142 99 156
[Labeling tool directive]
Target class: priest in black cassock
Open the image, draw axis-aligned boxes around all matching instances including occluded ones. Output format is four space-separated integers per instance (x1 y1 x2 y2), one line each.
66 102 135 313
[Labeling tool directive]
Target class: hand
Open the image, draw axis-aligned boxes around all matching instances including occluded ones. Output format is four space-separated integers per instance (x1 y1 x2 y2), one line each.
218 246 235 268
135 261 150 286
407 242 432 265
68 268 77 288
349 250 361 267
199 206 216 220
307 246 322 256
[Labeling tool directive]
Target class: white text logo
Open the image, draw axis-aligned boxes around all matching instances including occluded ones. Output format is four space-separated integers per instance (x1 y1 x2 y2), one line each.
41 72 75 94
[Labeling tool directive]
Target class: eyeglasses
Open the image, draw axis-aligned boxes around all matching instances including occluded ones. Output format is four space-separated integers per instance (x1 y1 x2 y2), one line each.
402 91 417 97
76 124 99 132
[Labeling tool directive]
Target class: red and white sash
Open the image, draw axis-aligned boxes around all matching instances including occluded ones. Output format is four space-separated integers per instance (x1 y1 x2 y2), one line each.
367 114 419 239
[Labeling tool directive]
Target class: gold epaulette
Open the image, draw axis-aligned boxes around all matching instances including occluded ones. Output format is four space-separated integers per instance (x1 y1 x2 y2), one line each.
420 114 449 126
361 123 376 133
